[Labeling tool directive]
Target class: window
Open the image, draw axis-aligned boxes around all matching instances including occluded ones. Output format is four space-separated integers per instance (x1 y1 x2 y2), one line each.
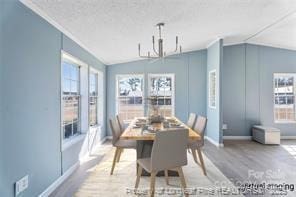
89 71 98 126
116 75 144 121
274 73 296 123
148 74 175 116
62 57 81 139
209 70 216 108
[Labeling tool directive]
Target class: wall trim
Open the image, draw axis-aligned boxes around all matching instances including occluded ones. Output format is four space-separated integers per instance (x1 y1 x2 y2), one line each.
223 136 252 140
223 135 296 140
281 136 296 140
106 136 113 140
205 136 224 147
39 162 79 197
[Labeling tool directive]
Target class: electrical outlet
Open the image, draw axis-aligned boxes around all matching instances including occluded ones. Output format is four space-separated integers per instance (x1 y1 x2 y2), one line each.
15 175 29 196
222 124 228 130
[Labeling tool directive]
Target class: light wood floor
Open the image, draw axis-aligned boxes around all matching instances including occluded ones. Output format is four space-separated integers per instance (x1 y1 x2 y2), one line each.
51 139 296 197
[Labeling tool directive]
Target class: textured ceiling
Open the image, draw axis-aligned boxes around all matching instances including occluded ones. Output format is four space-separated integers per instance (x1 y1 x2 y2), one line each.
22 0 296 65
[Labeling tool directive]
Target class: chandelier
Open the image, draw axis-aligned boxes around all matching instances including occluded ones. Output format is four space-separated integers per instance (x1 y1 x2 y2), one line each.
138 23 182 59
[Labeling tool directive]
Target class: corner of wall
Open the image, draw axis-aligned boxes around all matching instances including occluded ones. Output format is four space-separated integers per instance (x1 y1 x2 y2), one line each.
206 39 224 145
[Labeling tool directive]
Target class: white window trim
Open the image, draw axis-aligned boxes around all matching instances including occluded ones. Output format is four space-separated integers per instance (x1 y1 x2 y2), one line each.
273 73 296 124
61 51 89 148
89 67 103 128
208 69 217 109
147 73 176 116
115 74 145 123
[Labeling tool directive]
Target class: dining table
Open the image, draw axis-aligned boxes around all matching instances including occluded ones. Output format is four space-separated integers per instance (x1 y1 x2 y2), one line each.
120 116 201 176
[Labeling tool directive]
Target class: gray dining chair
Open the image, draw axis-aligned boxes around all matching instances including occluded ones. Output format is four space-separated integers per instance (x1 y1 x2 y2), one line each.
116 114 126 133
109 118 136 175
187 113 197 129
188 115 207 175
135 129 189 197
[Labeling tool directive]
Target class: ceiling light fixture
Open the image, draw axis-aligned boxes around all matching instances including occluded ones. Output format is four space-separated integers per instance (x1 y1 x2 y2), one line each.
138 23 182 59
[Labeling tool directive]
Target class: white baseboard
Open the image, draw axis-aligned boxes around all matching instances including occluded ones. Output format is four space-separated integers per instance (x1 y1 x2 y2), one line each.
205 136 224 147
223 136 252 140
39 162 79 197
223 136 296 140
281 136 296 140
106 136 112 140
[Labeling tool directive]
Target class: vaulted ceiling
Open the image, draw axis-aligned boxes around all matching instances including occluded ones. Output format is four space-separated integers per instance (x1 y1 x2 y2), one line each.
22 0 296 65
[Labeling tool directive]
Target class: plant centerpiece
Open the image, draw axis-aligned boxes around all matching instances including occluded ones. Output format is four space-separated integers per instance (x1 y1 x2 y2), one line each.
146 96 164 124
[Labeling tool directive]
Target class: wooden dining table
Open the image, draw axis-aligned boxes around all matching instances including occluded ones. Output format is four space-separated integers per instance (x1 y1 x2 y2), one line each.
120 116 201 176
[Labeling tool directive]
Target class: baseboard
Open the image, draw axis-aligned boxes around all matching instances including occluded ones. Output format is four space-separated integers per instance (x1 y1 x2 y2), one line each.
106 136 112 140
39 162 79 197
223 136 252 140
281 136 296 140
223 136 296 140
205 136 224 147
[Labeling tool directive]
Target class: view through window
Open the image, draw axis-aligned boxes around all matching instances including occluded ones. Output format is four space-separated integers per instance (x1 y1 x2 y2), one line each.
62 59 81 139
274 73 296 123
89 71 98 126
148 74 175 117
116 75 144 121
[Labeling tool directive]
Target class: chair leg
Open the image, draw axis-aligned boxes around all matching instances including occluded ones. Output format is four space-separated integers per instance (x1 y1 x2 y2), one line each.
135 165 142 189
110 147 120 175
116 148 123 162
164 170 169 185
150 172 157 197
191 148 198 163
197 148 207 176
177 167 188 197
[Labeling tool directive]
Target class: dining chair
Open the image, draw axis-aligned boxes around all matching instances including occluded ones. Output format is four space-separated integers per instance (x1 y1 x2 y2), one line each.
116 114 125 133
186 113 197 129
188 115 207 176
109 118 136 175
135 129 189 197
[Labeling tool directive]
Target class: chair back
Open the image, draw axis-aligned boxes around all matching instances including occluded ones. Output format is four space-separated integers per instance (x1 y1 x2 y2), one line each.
151 129 188 172
187 113 197 129
109 118 121 146
194 116 207 146
116 114 125 133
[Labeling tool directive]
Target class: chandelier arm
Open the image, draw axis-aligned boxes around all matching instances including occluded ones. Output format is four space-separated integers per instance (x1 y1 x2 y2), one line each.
152 36 159 55
153 43 159 55
174 36 179 52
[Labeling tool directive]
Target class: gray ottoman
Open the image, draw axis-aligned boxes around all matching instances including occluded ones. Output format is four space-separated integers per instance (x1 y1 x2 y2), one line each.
252 125 281 145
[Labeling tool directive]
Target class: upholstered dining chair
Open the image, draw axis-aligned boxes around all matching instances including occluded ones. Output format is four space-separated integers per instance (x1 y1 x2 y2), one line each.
109 118 136 175
187 113 197 129
188 115 207 175
116 114 125 133
135 129 189 197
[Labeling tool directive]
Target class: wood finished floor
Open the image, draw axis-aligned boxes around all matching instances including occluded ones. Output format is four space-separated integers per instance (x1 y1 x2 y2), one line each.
51 139 296 197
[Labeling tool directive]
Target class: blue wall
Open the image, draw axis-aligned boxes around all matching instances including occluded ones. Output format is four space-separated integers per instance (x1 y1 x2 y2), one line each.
0 1 106 196
223 43 296 137
107 50 207 136
0 2 4 193
206 39 224 144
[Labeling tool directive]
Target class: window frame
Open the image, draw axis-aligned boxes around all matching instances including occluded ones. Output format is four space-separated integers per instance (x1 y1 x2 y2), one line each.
273 73 296 124
89 68 99 127
147 73 176 116
115 74 145 123
61 51 88 144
